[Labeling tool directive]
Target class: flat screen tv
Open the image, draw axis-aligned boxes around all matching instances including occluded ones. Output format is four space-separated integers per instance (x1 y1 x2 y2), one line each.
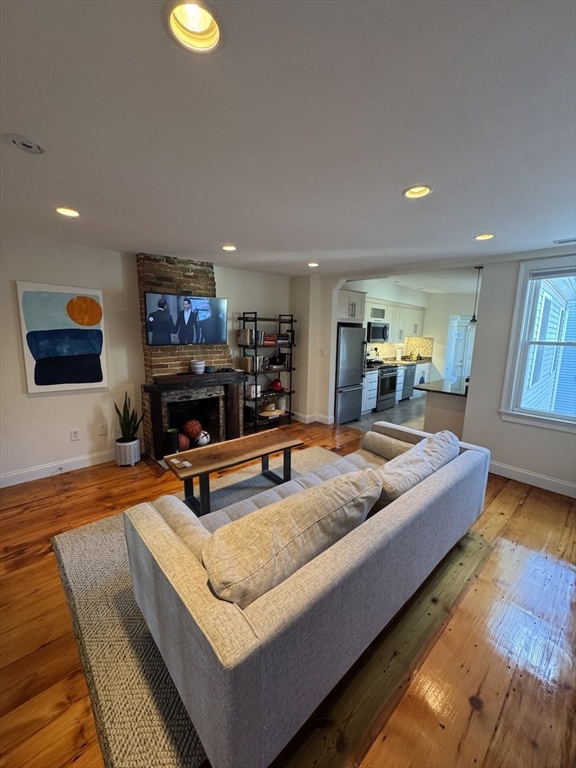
145 292 228 346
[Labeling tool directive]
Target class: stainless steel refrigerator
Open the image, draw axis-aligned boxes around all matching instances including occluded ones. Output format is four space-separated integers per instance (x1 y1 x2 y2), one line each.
335 323 366 424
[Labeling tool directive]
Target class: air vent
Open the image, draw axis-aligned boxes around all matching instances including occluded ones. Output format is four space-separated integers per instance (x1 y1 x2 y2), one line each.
553 237 576 245
3 133 45 154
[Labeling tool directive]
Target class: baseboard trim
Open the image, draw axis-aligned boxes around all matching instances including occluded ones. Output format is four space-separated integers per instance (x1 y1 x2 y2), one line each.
292 412 333 425
0 449 116 488
489 460 576 499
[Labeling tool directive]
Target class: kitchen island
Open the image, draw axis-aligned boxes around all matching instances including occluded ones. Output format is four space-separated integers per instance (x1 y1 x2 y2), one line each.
413 376 468 438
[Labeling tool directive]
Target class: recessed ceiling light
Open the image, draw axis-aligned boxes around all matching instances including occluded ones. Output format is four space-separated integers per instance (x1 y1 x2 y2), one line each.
474 233 495 241
308 262 319 268
56 206 80 218
162 0 225 53
222 244 236 251
402 185 432 199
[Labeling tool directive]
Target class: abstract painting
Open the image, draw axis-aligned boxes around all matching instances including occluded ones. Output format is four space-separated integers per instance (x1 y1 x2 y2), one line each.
17 282 109 393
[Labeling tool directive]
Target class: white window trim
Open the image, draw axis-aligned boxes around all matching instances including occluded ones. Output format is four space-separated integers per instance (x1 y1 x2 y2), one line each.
500 253 576 432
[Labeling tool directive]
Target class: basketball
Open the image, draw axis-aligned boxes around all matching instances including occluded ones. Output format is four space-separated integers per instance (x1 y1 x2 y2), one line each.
178 433 190 451
195 430 211 446
183 419 202 439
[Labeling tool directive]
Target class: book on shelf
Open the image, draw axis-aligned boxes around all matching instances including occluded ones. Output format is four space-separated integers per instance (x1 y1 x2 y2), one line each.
237 357 253 372
237 328 253 345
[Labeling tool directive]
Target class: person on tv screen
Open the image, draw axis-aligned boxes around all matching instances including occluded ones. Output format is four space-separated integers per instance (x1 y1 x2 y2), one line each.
175 298 201 344
147 298 175 345
199 298 226 344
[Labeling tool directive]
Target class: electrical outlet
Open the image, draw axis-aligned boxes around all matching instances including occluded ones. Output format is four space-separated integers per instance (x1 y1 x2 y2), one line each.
320 348 326 356
70 428 80 441
98 423 107 436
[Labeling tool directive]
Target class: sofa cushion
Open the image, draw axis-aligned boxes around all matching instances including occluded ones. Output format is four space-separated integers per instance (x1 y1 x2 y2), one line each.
202 469 382 608
361 430 414 460
150 495 211 562
374 430 459 510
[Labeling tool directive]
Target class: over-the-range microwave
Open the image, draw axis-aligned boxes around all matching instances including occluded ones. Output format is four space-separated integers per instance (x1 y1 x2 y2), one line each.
367 322 390 343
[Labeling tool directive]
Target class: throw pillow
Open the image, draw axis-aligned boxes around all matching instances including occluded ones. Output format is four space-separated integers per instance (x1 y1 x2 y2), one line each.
151 495 211 562
361 430 414 460
375 430 460 509
202 469 382 608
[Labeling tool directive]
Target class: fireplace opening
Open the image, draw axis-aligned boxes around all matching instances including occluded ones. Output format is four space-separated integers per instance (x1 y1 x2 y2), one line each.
167 396 223 446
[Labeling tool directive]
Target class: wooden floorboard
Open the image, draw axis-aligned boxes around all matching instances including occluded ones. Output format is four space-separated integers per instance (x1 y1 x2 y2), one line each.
0 422 574 768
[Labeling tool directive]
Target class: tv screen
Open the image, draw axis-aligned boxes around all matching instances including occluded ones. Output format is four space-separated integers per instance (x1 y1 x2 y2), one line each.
145 293 228 346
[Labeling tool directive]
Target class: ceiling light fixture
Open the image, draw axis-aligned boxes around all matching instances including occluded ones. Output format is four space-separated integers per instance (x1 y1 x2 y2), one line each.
162 0 225 54
474 233 495 241
56 206 80 218
308 262 319 268
402 185 432 199
3 133 45 154
468 266 483 327
222 244 236 251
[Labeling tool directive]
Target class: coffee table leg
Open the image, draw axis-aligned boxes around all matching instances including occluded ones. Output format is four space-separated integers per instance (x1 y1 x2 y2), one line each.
198 473 211 516
262 448 292 485
184 477 194 500
283 447 292 480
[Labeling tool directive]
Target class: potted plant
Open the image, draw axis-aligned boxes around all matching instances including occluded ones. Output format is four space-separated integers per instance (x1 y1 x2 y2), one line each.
114 392 144 466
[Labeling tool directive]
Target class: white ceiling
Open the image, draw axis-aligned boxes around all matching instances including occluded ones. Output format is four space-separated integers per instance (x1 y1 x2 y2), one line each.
1 0 575 279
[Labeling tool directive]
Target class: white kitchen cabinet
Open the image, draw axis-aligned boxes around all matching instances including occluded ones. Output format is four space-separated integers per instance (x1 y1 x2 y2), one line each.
365 298 425 340
395 366 405 402
385 305 406 342
338 289 366 321
362 369 378 413
404 308 425 337
412 362 431 397
366 298 388 322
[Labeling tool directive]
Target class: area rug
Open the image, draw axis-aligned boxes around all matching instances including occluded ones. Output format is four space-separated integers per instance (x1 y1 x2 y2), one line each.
52 446 336 768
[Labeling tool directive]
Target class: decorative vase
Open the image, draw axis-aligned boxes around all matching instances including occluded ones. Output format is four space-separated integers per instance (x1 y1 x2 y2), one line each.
276 395 287 413
115 438 141 466
164 428 179 455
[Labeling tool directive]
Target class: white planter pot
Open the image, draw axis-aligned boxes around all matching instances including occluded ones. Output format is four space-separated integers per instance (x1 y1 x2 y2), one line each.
115 438 141 466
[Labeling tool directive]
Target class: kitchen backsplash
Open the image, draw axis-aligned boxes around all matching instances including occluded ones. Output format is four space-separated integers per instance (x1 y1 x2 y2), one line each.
404 336 434 358
367 342 399 359
367 337 434 361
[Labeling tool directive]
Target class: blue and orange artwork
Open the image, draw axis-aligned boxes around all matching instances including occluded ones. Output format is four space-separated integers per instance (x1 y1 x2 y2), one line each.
17 282 109 392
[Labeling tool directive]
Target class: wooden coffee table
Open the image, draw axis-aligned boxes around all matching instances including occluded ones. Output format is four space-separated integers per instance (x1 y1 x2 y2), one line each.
164 429 304 516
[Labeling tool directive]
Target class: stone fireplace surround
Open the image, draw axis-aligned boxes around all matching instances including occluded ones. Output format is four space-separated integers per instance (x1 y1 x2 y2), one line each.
137 254 244 458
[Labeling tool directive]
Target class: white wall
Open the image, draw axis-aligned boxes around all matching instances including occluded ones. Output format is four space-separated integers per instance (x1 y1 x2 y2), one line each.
463 257 576 496
213 265 291 364
0 236 144 485
289 276 311 419
423 293 475 379
0 249 292 486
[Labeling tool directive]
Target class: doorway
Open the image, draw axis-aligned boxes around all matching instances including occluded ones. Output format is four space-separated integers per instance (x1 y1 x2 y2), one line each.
444 315 476 379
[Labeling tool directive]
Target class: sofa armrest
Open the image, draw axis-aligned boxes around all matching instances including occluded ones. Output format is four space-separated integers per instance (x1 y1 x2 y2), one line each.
370 421 431 443
370 422 491 462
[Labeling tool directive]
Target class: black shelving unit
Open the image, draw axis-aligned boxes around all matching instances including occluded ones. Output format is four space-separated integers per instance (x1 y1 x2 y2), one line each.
238 313 296 433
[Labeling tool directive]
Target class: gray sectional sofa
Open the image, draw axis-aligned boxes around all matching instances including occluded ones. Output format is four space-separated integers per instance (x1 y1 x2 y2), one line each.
124 423 490 768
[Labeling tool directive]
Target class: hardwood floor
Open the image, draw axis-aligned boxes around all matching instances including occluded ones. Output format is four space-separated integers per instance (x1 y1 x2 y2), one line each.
0 422 574 768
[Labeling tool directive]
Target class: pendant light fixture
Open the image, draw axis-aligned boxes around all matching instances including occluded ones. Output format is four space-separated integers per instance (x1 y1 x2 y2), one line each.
468 266 483 327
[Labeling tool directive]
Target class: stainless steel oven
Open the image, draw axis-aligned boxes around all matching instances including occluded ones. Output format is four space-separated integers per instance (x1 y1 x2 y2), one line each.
376 365 398 411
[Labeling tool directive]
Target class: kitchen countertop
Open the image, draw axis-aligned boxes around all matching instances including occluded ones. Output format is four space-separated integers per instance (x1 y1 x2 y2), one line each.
413 377 468 397
366 358 432 369
384 358 432 365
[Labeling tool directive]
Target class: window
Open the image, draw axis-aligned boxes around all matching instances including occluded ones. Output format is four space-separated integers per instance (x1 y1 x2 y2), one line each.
501 254 576 431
